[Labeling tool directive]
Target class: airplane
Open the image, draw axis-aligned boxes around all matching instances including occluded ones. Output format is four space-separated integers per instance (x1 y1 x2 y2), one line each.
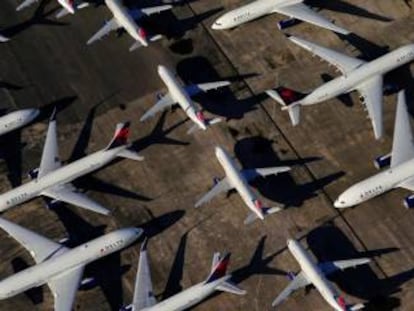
87 0 172 51
272 239 370 310
211 0 350 34
0 216 142 311
0 108 39 136
335 90 414 209
121 239 245 311
266 35 414 140
16 0 76 14
0 109 143 215
195 146 291 224
140 65 231 134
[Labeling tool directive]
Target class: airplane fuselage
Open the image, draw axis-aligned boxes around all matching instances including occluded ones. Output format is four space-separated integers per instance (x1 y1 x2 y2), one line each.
212 0 302 29
106 0 147 46
215 147 264 220
301 45 414 106
0 146 126 212
334 158 414 208
158 65 206 130
0 228 141 299
0 109 39 136
143 276 230 311
288 239 346 311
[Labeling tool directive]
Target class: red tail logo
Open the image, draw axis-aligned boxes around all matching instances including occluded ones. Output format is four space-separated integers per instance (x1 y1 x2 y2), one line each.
115 127 129 145
196 111 206 123
138 28 147 40
336 296 346 310
254 199 263 211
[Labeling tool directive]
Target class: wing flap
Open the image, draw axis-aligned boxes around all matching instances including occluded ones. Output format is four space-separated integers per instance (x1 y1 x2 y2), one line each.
288 36 364 75
275 3 350 35
195 177 232 208
0 217 67 264
48 266 84 311
272 271 310 307
140 93 174 122
356 75 384 140
42 186 111 215
391 90 414 167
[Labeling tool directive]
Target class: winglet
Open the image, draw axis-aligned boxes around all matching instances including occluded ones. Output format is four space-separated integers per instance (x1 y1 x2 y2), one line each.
141 238 149 252
205 252 231 284
50 106 57 122
106 122 131 150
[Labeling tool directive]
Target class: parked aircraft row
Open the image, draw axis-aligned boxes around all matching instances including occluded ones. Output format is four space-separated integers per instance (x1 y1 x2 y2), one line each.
0 0 411 310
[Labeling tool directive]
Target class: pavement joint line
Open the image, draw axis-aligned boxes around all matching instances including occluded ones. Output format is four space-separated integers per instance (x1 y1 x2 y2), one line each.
185 2 389 279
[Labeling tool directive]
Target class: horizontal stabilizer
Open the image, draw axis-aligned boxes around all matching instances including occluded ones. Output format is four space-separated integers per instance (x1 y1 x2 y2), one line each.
117 149 144 161
216 281 246 295
0 35 9 42
129 35 163 52
349 303 365 310
187 117 222 134
283 103 301 126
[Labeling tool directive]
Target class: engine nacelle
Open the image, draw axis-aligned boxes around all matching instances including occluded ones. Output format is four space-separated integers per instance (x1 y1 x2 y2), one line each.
28 168 39 180
403 195 414 209
120 305 133 311
79 277 96 290
373 154 391 169
383 83 400 96
277 18 300 30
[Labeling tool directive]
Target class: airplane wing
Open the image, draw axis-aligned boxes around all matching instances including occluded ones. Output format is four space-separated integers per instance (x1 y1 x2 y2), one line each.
48 266 84 311
140 5 173 16
87 18 120 45
133 239 157 310
42 185 111 215
241 166 291 182
16 0 37 11
195 177 232 208
185 81 231 97
271 271 310 307
287 36 365 75
140 93 175 122
391 91 414 167
274 3 350 35
355 75 384 140
318 258 370 276
0 217 67 264
38 110 61 179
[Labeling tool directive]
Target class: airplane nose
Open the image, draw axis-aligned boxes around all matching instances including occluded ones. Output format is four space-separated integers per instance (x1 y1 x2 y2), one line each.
211 19 225 30
334 199 345 208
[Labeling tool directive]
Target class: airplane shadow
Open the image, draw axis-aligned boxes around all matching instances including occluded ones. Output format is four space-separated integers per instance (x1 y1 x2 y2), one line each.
233 136 342 208
305 0 393 22
176 56 260 120
306 223 411 310
2 0 68 39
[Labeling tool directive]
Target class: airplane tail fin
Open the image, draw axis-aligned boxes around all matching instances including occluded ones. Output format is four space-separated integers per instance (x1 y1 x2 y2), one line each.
265 87 305 126
205 252 231 284
106 122 131 150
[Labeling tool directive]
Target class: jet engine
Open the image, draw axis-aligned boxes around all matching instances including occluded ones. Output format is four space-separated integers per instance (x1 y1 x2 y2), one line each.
79 277 96 290
403 195 414 209
373 154 391 169
28 167 39 180
277 18 300 30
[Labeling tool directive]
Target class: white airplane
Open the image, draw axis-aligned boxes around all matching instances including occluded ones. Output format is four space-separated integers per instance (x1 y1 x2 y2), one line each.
0 108 39 135
195 146 291 224
16 0 76 14
140 65 230 134
0 109 143 215
87 0 172 51
0 216 143 311
272 239 370 310
211 0 350 34
121 239 245 311
335 90 414 209
266 35 414 140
